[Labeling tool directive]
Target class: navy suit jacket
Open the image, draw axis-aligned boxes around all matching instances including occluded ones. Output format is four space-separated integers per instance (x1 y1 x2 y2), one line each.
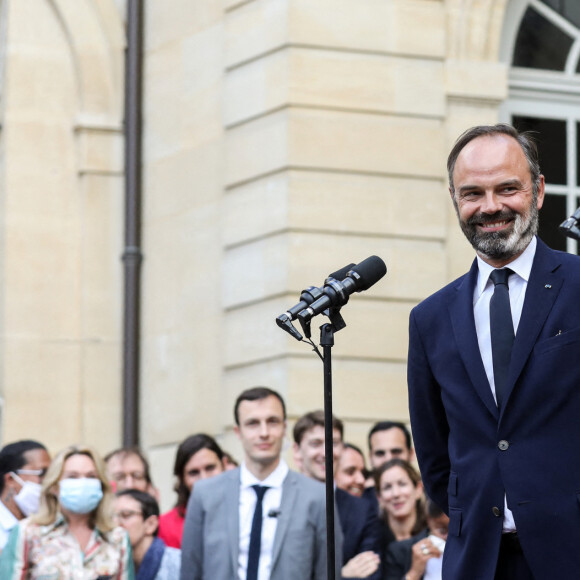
408 239 580 579
335 488 382 580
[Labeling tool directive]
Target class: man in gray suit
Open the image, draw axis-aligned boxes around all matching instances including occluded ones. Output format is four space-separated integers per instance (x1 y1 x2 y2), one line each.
180 386 340 580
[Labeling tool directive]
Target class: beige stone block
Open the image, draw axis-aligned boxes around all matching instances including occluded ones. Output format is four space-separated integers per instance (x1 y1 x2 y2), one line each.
223 297 291 369
223 232 446 308
224 48 445 127
146 0 223 52
289 0 445 58
288 109 445 179
145 142 224 220
225 108 445 186
2 339 83 450
225 0 445 69
76 128 124 174
224 49 289 127
445 60 508 102
225 0 289 68
145 31 224 162
148 444 178 512
141 210 224 446
79 174 123 339
225 109 288 187
224 295 412 367
224 170 447 246
80 341 122 455
223 172 290 246
145 42 188 161
4 216 82 339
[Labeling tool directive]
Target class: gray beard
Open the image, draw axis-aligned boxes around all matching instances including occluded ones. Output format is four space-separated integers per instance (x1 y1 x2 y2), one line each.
457 200 539 262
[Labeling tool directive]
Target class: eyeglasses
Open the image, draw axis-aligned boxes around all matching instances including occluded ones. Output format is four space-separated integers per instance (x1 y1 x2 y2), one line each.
15 469 47 481
112 510 143 522
112 472 147 483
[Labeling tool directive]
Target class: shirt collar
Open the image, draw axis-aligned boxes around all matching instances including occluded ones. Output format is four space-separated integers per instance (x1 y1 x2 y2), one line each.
475 235 537 298
240 459 289 490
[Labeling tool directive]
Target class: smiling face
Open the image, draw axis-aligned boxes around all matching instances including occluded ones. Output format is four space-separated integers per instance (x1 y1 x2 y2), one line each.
378 465 423 521
234 395 286 476
451 134 545 267
335 446 366 497
369 428 412 470
293 426 343 483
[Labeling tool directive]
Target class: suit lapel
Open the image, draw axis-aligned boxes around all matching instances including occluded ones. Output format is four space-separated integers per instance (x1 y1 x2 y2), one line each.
501 240 563 417
449 259 499 419
270 471 297 570
226 470 241 575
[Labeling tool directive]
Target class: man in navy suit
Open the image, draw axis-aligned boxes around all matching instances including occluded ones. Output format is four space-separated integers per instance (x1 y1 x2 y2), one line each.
408 123 580 579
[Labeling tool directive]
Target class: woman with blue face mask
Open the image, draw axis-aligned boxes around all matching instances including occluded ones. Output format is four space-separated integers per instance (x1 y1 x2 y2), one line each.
0 444 134 579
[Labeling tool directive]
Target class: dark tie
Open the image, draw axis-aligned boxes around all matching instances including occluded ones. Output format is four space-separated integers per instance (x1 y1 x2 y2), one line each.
247 485 269 580
489 268 514 410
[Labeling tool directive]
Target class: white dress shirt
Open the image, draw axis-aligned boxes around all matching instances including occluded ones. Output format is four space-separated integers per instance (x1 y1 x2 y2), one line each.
473 235 537 532
0 500 18 550
238 459 288 580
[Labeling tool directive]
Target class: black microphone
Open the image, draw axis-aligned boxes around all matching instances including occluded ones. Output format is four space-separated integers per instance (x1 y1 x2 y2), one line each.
296 256 386 324
268 508 281 518
275 263 355 340
560 206 580 241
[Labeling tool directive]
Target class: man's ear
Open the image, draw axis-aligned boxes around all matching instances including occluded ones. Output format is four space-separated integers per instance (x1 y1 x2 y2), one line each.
2 472 16 497
233 425 240 440
144 514 159 537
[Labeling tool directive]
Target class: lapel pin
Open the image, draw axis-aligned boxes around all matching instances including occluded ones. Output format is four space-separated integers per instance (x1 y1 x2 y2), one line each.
544 284 552 289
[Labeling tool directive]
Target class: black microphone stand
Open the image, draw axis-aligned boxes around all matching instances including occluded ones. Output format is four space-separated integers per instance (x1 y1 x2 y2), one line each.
299 307 347 580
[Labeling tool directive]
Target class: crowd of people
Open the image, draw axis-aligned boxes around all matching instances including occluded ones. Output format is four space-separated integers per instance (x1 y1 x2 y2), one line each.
0 387 447 579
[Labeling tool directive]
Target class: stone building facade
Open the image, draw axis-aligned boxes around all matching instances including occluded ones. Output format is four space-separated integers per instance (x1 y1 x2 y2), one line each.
0 0 576 507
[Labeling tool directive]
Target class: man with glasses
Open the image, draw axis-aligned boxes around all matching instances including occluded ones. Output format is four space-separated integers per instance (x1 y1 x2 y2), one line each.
105 446 158 499
0 440 50 550
114 489 181 579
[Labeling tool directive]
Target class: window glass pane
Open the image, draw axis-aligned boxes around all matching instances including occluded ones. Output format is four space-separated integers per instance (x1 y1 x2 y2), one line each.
512 116 567 185
539 194 567 251
513 7 573 71
539 0 580 29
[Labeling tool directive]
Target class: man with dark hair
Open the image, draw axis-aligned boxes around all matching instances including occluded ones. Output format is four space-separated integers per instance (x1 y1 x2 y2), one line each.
114 489 180 579
367 421 414 470
0 440 50 550
408 123 580 578
181 387 340 579
293 410 381 580
335 443 367 499
233 385 287 426
158 433 226 548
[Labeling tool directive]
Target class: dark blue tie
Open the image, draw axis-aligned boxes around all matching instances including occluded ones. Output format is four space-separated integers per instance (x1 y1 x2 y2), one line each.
489 268 514 410
247 485 269 580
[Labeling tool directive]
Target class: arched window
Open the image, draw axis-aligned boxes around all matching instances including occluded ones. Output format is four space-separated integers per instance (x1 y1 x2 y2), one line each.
500 0 580 253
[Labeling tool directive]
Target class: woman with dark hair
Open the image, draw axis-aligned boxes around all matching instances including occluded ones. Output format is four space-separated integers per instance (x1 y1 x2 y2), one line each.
375 459 427 547
158 434 225 548
0 444 133 578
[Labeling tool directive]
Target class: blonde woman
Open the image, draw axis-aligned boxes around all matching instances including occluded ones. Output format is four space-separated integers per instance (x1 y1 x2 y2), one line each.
0 444 134 579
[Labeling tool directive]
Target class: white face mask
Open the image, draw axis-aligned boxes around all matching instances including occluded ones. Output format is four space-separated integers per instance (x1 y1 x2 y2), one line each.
10 472 42 517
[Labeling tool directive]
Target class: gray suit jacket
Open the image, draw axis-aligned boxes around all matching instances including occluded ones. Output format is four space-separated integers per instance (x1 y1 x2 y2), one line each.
180 467 342 580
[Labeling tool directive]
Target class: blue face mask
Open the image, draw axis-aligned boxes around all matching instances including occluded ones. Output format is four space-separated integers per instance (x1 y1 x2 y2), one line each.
59 478 103 514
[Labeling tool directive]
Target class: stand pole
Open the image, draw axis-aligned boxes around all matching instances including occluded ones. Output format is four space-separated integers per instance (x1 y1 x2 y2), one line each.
321 323 336 580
